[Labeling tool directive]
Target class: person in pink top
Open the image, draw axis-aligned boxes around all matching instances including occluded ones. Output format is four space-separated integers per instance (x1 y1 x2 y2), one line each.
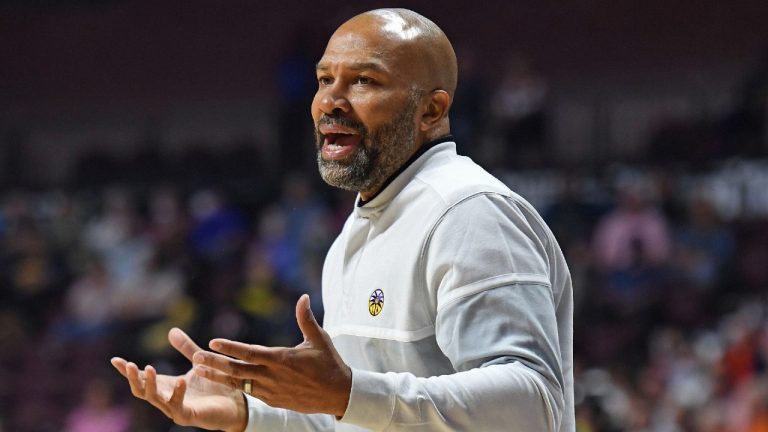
593 185 671 273
65 379 131 432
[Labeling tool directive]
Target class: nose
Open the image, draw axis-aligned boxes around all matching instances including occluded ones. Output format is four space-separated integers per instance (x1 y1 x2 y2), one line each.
315 83 351 115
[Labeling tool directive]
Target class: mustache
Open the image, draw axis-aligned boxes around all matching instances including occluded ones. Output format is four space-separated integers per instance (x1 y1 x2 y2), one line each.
316 114 366 135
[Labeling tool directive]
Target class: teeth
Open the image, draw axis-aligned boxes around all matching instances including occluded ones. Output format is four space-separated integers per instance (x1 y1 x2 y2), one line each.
328 143 341 150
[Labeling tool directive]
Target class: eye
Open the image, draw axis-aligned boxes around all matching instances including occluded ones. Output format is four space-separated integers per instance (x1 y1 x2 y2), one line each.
354 76 374 85
317 76 333 86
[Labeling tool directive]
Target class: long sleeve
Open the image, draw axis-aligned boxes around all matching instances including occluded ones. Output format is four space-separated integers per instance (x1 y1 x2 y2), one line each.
338 193 570 431
243 394 335 431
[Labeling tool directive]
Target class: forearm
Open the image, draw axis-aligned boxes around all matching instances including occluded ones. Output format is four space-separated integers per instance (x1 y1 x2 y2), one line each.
243 394 335 432
341 361 562 431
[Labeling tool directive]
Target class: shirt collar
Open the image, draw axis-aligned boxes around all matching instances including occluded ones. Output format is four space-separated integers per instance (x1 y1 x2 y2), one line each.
356 135 454 208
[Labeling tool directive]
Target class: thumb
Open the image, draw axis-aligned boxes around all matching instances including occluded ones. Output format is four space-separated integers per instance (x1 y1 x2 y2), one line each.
296 294 323 343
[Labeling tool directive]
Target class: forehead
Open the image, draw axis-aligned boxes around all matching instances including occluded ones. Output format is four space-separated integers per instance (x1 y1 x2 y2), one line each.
318 24 414 71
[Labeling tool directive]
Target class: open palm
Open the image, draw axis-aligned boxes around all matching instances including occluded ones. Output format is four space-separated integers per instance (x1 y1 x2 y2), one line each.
111 328 247 431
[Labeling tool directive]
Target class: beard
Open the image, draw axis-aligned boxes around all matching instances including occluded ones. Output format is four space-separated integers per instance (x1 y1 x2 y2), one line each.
315 92 420 194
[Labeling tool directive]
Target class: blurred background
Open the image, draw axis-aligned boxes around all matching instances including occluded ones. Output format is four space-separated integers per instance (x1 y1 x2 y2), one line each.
1 0 767 431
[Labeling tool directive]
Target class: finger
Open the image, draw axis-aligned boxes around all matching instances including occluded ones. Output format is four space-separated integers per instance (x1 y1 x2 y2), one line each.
295 294 324 343
167 377 188 411
111 357 129 378
194 364 242 389
193 350 267 377
144 365 174 419
169 327 204 362
125 362 146 398
207 339 283 367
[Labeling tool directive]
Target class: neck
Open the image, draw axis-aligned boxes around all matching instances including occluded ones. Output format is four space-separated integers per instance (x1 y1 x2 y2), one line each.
357 134 453 205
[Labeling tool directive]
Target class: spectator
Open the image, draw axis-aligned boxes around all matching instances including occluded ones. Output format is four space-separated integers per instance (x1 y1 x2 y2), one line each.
489 53 549 168
65 378 131 432
54 258 116 342
593 183 672 272
673 196 734 291
592 181 672 314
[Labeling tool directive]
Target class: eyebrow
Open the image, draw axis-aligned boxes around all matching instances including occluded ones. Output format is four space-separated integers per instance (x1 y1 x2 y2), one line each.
315 61 389 73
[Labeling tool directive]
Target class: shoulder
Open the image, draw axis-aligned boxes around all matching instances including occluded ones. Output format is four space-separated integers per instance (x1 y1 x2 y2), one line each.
410 150 548 237
413 151 513 207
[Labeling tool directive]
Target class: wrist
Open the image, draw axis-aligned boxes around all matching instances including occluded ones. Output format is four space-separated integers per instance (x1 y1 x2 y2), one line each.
225 392 249 432
333 365 353 418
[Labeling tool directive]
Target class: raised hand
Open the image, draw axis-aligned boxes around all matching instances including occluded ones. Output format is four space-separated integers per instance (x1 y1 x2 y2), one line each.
192 294 352 417
111 328 248 432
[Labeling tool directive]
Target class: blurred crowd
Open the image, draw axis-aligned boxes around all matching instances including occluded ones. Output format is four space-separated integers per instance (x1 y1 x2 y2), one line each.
1 48 767 432
549 171 768 432
0 177 355 431
0 158 766 432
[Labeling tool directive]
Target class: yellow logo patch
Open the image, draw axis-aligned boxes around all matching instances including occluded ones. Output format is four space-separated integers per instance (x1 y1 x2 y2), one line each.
368 289 384 316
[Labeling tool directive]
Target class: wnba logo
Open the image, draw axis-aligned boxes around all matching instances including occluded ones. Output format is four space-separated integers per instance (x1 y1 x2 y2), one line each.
368 289 384 316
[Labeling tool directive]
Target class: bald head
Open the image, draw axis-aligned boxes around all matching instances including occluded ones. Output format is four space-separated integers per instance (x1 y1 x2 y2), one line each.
334 9 458 101
312 9 457 197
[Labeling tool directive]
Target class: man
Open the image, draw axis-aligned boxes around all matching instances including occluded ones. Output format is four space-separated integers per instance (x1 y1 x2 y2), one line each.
111 8 574 431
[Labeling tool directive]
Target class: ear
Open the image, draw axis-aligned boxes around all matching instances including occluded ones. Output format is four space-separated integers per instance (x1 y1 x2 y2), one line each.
419 90 450 132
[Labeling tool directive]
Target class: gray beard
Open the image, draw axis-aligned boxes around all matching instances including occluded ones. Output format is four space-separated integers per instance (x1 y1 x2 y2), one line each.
316 144 381 193
316 95 419 194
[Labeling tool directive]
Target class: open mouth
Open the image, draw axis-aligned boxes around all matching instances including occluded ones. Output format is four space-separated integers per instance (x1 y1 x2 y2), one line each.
319 126 363 161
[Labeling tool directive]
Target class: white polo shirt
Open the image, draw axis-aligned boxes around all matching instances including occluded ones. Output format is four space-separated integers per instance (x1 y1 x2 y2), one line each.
245 141 574 431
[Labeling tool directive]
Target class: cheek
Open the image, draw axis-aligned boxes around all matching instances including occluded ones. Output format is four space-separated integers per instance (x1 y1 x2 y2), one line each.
350 96 398 128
